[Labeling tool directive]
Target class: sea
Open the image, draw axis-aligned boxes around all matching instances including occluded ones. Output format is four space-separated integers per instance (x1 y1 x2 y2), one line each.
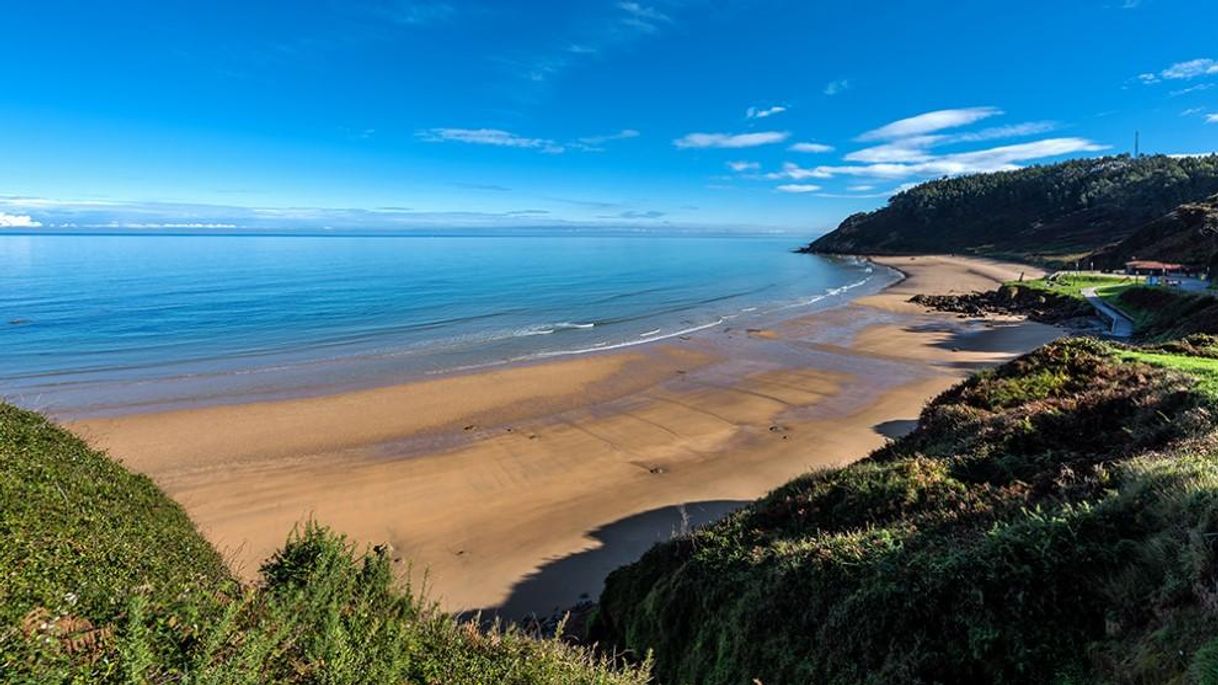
0 230 896 417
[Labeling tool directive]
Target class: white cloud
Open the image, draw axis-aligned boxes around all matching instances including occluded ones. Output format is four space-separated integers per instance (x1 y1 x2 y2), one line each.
942 137 1106 167
617 2 670 32
381 1 456 26
1141 58 1218 84
746 105 787 119
1163 58 1218 80
423 127 637 153
727 161 760 172
776 137 1108 181
418 128 563 153
611 210 666 219
342 126 377 140
673 131 790 149
0 212 41 228
496 0 681 92
847 184 875 192
575 129 641 149
764 162 832 180
788 142 834 153
823 79 850 96
1170 83 1215 96
857 107 1003 141
1208 114 1218 124
776 184 821 193
846 138 941 163
811 191 895 199
951 121 1058 142
103 222 240 229
846 121 1058 162
0 196 640 230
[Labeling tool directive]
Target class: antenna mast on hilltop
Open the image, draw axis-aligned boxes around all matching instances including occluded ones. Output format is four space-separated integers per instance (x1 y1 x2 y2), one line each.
1135 131 1140 158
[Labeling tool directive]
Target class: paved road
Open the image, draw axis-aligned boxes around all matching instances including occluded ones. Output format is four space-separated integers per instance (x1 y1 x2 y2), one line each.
1081 287 1135 338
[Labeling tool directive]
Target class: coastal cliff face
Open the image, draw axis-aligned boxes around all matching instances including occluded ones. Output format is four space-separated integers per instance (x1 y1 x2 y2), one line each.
592 338 1218 684
804 154 1218 266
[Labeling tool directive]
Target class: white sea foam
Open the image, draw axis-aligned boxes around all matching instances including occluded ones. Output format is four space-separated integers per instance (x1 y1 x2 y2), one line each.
512 322 594 338
766 276 874 313
10 233 895 417
523 318 726 360
516 327 556 336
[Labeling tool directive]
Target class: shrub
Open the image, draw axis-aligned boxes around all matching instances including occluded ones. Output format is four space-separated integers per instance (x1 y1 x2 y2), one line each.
0 403 649 684
592 339 1218 684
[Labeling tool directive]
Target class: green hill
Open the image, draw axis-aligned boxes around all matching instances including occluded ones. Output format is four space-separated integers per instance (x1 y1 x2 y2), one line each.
805 154 1218 266
0 403 649 684
1091 195 1218 271
592 338 1218 684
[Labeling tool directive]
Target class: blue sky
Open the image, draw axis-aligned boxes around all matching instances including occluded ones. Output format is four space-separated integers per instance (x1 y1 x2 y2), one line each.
2 0 1217 233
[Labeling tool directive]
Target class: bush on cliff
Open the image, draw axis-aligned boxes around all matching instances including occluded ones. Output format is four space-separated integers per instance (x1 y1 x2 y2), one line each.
592 338 1218 684
0 403 649 684
1113 287 1218 341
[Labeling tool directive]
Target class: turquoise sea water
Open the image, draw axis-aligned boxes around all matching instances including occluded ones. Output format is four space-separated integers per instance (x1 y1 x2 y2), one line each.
0 231 893 416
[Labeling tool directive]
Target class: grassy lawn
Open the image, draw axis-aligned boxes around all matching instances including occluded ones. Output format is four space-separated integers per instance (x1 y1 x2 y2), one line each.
1121 349 1218 398
1007 273 1137 301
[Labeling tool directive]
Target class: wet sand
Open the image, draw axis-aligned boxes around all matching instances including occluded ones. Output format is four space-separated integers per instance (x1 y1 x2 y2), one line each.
70 255 1059 618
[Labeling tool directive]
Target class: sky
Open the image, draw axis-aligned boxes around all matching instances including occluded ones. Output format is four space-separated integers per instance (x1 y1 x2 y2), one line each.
2 0 1218 234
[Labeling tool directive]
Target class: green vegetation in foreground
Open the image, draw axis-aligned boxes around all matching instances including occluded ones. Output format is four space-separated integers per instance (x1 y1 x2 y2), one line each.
805 153 1218 266
592 338 1218 684
0 404 649 684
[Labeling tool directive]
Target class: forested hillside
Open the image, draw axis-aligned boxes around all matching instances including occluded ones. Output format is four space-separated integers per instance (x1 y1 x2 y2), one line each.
1091 194 1218 270
806 154 1218 265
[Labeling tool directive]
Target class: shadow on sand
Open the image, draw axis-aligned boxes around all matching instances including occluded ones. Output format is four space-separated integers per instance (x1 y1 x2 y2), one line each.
477 499 749 621
873 418 918 439
925 319 1046 355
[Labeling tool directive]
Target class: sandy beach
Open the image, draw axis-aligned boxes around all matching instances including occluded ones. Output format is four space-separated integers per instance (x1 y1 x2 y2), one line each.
70 255 1060 618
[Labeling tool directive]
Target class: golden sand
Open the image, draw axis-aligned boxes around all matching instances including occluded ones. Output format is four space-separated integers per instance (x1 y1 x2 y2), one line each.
71 255 1059 616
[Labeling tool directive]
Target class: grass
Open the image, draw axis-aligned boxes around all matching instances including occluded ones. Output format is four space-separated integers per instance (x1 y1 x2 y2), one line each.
0 402 230 638
1121 348 1218 398
1009 272 1137 301
0 403 650 684
1015 276 1218 341
592 338 1218 684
